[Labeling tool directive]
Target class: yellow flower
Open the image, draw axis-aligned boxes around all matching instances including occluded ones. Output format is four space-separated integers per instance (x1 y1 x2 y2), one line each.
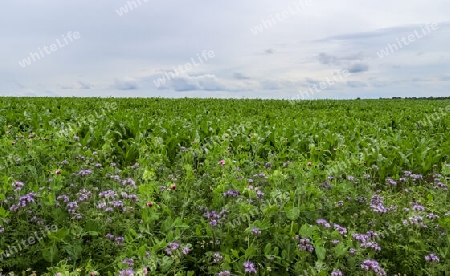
77 268 82 272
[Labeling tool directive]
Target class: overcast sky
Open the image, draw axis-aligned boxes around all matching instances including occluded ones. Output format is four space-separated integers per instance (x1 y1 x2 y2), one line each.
1 0 449 99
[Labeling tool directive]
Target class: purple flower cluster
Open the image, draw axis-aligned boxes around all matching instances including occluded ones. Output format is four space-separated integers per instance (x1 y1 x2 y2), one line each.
404 171 423 181
331 269 343 276
425 254 439 263
115 236 125 245
77 189 91 202
182 246 190 255
403 216 427 227
352 231 378 243
251 228 261 235
370 194 396 213
253 172 267 178
295 236 314 253
121 192 139 201
10 193 37 212
333 224 347 235
122 258 134 267
385 178 397 186
256 190 264 198
222 189 240 197
361 259 386 275
110 175 121 181
118 269 134 276
213 252 223 263
316 218 331 228
360 241 381 251
77 169 92 176
67 201 78 213
12 181 24 192
203 209 228 227
410 201 425 211
217 271 230 276
122 178 136 186
165 242 180 255
57 194 70 203
99 190 118 198
426 213 440 220
243 261 257 274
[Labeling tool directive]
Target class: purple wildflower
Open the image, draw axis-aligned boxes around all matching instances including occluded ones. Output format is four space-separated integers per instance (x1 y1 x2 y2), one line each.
243 261 257 274
316 219 331 228
425 254 439 263
12 181 24 192
331 270 343 276
115 236 125 245
333 224 347 235
251 228 261 235
213 253 223 263
222 190 240 197
122 258 134 267
182 247 190 255
165 242 180 255
118 269 134 276
77 169 92 176
297 238 314 253
361 259 386 275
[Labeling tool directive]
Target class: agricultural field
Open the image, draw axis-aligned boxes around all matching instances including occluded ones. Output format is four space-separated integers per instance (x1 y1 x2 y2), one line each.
1 97 450 275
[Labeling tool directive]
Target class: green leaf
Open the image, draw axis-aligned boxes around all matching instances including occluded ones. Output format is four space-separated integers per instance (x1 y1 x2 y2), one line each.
333 243 347 258
315 246 326 262
286 207 300 220
264 243 272 255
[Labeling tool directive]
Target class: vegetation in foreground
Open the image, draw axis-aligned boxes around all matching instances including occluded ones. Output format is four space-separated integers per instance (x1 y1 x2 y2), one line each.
1 98 450 275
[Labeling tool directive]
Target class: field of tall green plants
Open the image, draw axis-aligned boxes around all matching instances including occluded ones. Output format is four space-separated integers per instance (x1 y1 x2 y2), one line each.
1 97 450 275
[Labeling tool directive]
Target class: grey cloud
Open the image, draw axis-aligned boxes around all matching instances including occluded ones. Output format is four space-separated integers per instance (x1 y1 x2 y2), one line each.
318 53 340 65
162 74 226 92
347 81 368 88
113 78 138 90
233 73 250 80
347 63 369 73
59 84 76 89
78 81 92 89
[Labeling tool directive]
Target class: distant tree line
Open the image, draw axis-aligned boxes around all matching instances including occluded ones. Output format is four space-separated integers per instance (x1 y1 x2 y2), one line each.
380 97 450 100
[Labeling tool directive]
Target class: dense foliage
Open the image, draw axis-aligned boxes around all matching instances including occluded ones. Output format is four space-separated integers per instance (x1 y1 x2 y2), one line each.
1 97 450 275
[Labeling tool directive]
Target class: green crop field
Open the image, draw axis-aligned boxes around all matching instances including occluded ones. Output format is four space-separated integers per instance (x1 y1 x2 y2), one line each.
1 97 450 275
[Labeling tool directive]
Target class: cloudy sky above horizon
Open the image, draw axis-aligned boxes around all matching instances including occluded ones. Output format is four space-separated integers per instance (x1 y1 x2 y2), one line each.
1 0 449 99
